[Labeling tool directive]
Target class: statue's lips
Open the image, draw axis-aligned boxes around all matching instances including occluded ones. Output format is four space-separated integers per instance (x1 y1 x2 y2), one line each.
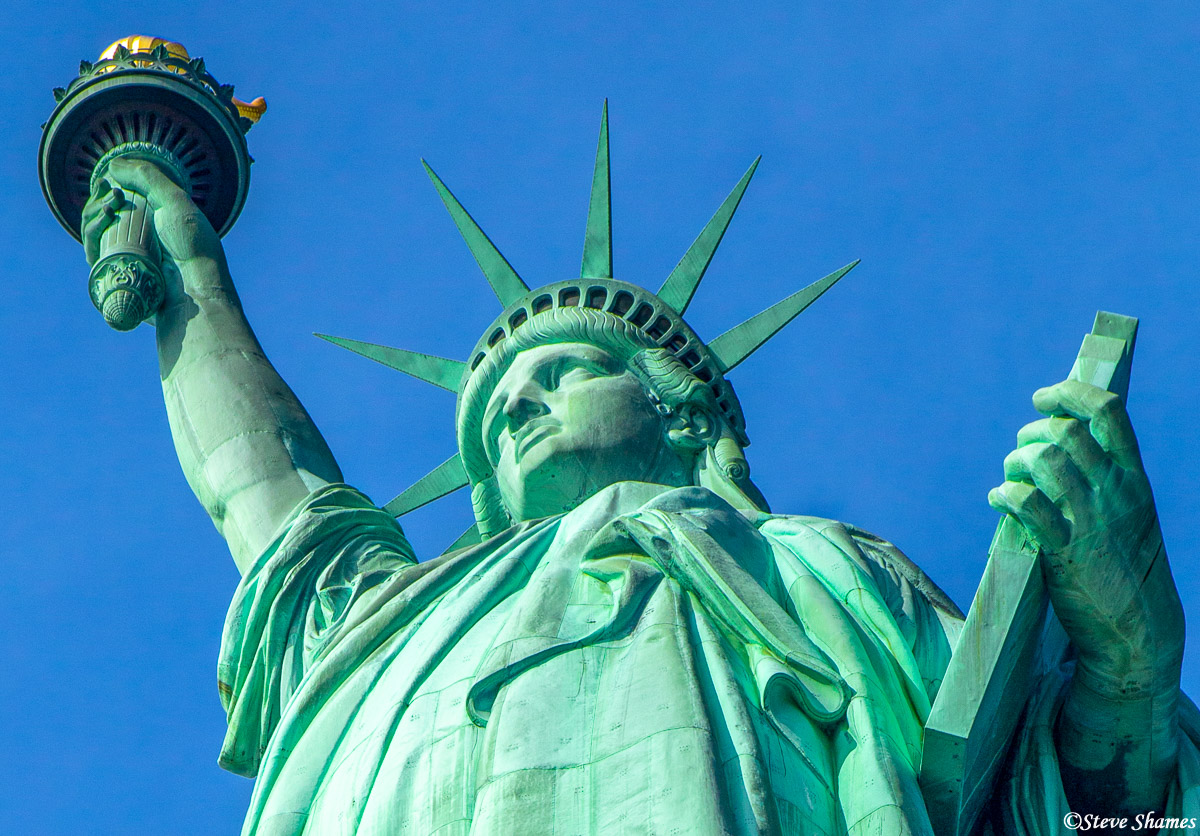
514 418 560 459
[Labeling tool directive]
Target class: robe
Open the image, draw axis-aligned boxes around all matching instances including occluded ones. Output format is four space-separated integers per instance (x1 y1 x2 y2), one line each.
217 482 1200 835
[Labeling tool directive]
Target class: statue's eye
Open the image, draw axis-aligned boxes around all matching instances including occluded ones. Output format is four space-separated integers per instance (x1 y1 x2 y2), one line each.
558 365 596 385
548 360 599 391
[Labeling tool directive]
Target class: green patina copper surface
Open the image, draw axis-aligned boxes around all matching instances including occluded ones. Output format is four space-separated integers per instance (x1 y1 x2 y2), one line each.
42 58 1197 835
40 40 255 331
921 313 1139 836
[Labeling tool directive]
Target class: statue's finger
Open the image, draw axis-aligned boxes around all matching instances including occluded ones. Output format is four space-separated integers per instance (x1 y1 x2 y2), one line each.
80 199 102 230
1016 416 1108 485
1032 380 1142 471
1032 379 1114 418
80 178 110 228
1003 442 1092 523
81 205 117 265
104 157 188 212
988 481 1071 552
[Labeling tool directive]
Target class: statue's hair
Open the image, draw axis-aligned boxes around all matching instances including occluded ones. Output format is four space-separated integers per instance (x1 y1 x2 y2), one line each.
457 306 767 535
628 348 711 409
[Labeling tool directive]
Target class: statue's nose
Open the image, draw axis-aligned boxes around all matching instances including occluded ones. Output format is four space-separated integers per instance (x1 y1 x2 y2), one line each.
503 384 549 433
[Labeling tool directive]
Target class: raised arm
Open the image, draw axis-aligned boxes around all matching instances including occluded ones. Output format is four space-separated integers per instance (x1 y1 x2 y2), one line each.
83 158 343 573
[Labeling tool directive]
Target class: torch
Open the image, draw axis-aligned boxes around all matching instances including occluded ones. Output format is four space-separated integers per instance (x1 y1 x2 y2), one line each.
39 36 264 330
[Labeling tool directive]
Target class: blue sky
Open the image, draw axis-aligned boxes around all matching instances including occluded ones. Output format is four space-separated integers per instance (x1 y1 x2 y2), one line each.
2 2 1197 832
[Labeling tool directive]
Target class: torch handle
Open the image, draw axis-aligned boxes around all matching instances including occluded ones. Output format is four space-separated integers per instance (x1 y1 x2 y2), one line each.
88 185 166 331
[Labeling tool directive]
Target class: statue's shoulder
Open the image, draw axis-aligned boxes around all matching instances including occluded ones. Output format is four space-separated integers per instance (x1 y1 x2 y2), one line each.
760 513 965 622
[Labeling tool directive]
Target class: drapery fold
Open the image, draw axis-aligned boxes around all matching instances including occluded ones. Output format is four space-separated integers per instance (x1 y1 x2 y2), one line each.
216 481 1196 835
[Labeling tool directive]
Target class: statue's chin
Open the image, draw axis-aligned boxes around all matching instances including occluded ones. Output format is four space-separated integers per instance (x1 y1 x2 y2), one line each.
503 437 638 521
501 426 690 521
512 472 594 521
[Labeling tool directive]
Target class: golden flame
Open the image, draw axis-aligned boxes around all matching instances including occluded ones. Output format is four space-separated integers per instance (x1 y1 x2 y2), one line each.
99 35 190 62
233 96 267 124
96 36 266 125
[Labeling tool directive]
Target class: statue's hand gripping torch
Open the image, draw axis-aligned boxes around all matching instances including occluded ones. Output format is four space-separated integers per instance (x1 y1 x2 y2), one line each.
40 36 264 330
85 156 178 329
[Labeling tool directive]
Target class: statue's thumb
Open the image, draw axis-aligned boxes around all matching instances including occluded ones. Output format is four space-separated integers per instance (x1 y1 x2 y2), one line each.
106 157 184 210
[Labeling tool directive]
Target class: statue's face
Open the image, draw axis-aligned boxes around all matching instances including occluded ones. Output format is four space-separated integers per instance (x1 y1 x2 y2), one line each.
483 342 690 521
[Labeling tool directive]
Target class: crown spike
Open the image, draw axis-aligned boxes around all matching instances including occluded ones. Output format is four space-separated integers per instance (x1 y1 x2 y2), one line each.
581 101 612 279
383 453 470 517
316 334 465 392
708 260 859 373
658 156 760 314
443 523 483 554
423 161 529 306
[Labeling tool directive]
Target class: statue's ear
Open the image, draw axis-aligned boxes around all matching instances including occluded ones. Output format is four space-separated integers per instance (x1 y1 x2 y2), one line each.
666 404 718 452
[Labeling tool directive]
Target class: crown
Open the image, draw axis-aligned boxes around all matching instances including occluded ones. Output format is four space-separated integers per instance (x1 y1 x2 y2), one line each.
319 103 857 549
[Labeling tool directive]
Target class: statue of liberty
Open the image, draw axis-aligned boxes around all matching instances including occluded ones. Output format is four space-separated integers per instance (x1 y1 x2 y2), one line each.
69 84 1197 834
